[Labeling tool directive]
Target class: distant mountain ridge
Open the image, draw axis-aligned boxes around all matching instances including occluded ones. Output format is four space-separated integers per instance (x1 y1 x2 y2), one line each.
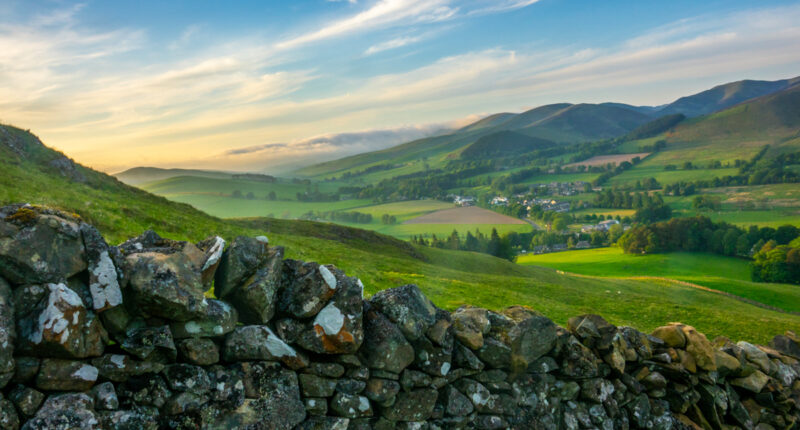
114 167 233 185
294 75 799 178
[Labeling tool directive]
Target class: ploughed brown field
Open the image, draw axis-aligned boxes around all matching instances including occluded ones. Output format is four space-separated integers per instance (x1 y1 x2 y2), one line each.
403 206 527 224
564 152 650 168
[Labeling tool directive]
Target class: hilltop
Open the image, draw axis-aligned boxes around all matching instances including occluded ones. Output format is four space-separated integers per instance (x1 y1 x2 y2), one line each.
2 123 800 342
114 167 233 185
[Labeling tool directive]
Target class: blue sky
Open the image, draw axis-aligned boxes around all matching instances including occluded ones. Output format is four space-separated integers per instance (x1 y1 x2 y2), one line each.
1 0 799 173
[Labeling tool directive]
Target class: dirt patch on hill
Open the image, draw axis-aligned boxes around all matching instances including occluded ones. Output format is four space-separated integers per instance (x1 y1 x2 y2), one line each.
403 206 527 224
564 152 650 168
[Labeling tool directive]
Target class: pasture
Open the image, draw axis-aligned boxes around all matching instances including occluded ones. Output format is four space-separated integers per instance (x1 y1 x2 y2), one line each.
404 206 527 224
564 152 650 168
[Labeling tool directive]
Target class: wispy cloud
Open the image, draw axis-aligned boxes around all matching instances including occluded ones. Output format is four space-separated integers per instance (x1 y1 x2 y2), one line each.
364 35 423 55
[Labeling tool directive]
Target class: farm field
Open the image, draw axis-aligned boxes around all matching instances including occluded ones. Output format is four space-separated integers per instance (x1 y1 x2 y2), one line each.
142 175 342 199
345 200 453 222
518 247 800 314
342 222 533 240
665 184 800 227
154 193 374 219
404 206 527 224
564 152 650 168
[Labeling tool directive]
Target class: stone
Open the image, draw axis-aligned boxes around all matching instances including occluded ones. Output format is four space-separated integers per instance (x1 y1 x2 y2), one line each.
452 307 489 350
731 369 769 393
214 235 269 298
91 354 165 382
35 359 98 391
369 284 437 341
169 299 237 339
226 246 283 325
652 324 686 348
304 362 346 378
121 325 176 363
164 363 211 394
295 416 349 430
0 396 19 430
299 373 337 397
581 378 615 403
21 392 100 430
619 326 653 361
15 283 105 359
737 341 771 372
304 397 328 416
225 369 305 430
12 357 39 384
453 342 484 371
223 325 308 369
411 335 452 377
438 385 474 417
335 378 366 394
330 393 372 418
90 382 119 410
98 407 159 430
476 337 512 369
279 260 338 319
0 277 14 384
298 269 364 354
163 391 207 415
0 205 86 284
195 235 225 291
80 223 123 312
567 314 617 350
120 231 208 321
714 350 741 376
769 334 800 359
382 388 438 422
206 366 245 409
177 338 219 365
8 385 45 417
508 314 557 373
364 378 400 405
400 369 432 391
116 374 172 409
360 306 415 373
681 325 716 371
453 379 500 414
560 336 599 379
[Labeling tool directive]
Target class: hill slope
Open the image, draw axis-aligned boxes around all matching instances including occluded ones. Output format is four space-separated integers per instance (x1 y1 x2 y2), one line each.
3 123 800 342
657 76 800 117
114 166 233 185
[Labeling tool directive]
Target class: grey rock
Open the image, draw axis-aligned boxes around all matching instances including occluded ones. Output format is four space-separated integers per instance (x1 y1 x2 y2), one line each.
476 337 512 369
330 392 372 418
90 354 165 382
177 337 219 365
508 315 557 373
222 325 308 369
438 385 474 417
120 325 176 363
360 306 415 373
21 392 99 430
15 283 106 359
295 416 349 430
381 388 438 422
226 246 283 325
304 362 346 378
169 299 237 339
299 373 337 397
164 363 211 394
0 205 86 284
214 235 269 298
304 397 328 416
79 223 123 312
0 396 19 430
451 307 489 350
364 378 400 405
98 407 158 430
369 284 437 341
195 235 226 291
35 359 98 391
116 374 172 409
90 382 118 410
8 385 45 417
279 260 338 319
12 357 39 384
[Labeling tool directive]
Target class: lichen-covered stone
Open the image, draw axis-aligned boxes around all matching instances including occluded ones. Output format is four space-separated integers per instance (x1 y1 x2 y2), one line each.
90 381 119 410
213 368 305 430
8 385 44 418
364 378 400 405
438 385 474 417
360 306 414 374
299 373 337 398
330 392 372 418
169 299 237 339
120 231 208 321
0 205 86 284
98 407 158 430
35 359 98 391
279 261 339 319
298 269 364 355
177 338 219 365
120 325 176 363
452 307 489 350
223 325 308 369
369 284 437 341
91 353 165 382
21 392 99 430
226 246 283 325
508 314 557 373
79 223 123 312
0 277 15 385
195 235 225 291
214 235 269 298
15 283 105 359
0 395 19 430
381 388 438 422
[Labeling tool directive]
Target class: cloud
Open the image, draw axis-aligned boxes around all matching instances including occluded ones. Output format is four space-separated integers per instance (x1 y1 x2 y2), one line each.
276 0 456 50
364 35 423 55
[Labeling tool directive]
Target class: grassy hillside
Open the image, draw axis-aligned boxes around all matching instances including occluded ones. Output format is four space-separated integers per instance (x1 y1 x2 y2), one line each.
657 76 800 117
114 167 233 185
3 123 800 342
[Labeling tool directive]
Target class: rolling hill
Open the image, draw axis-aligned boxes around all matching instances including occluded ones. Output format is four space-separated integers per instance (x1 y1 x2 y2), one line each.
656 76 800 118
114 166 233 185
3 122 800 343
459 130 555 159
295 75 799 179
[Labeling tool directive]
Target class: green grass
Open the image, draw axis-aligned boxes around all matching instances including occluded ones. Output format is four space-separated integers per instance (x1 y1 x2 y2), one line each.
340 200 453 222
154 193 375 219
4 123 800 344
518 247 751 280
352 223 533 240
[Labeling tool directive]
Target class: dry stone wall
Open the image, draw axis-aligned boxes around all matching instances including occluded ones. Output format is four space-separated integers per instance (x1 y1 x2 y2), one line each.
0 203 799 430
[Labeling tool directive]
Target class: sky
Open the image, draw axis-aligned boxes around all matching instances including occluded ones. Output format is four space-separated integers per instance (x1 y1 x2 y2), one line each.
1 0 800 174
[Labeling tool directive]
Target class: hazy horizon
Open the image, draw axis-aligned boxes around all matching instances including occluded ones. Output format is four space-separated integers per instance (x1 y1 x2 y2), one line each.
2 0 800 174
